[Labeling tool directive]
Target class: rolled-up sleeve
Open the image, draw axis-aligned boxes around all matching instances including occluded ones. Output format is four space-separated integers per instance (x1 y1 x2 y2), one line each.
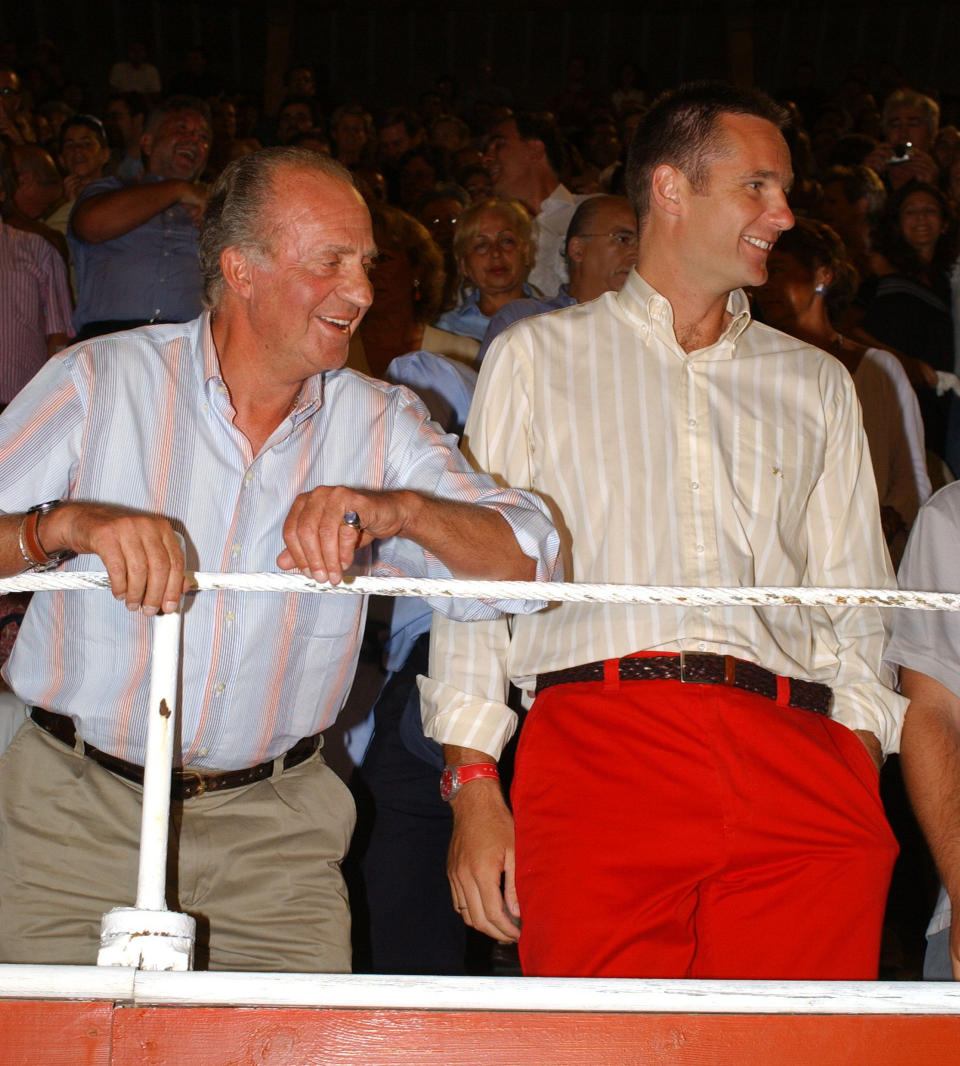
419 330 541 756
804 362 908 755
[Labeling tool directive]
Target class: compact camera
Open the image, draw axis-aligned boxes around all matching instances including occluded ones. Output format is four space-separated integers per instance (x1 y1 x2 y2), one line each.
888 142 913 164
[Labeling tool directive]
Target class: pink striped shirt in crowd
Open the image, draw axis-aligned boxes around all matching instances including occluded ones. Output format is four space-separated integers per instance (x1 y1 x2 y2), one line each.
0 222 73 404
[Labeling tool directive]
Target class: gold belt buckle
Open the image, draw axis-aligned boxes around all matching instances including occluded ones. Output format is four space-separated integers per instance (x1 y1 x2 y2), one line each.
179 770 207 797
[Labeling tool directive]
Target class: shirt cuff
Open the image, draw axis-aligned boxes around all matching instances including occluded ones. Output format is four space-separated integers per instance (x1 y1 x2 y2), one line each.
830 680 909 756
417 675 518 761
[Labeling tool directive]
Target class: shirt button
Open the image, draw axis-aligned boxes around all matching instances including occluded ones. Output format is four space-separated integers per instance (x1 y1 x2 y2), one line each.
690 481 700 490
214 683 225 694
225 611 235 623
696 543 705 554
244 471 254 484
232 544 241 554
197 748 209 757
688 418 697 428
702 606 710 614
698 642 707 651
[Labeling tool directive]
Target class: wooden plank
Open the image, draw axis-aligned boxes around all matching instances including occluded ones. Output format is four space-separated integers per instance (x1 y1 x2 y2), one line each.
0 1000 113 1066
109 1008 960 1066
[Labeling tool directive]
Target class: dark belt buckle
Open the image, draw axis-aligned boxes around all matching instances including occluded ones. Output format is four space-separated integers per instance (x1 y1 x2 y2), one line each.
179 770 207 797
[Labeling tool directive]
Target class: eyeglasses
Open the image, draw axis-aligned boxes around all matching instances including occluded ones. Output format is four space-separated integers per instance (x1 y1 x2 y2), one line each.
578 230 639 249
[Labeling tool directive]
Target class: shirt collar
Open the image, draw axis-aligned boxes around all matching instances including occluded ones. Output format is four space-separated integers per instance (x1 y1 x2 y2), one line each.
199 311 324 416
616 270 752 353
541 182 576 209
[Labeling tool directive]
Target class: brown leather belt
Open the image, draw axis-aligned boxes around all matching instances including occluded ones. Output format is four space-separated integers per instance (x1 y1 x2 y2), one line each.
30 706 321 799
535 653 832 716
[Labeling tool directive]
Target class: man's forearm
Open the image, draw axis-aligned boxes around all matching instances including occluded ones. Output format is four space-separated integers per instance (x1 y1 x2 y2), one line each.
900 671 960 909
0 513 32 577
399 493 536 580
71 181 193 242
0 505 81 577
853 729 883 772
444 744 497 768
0 503 185 613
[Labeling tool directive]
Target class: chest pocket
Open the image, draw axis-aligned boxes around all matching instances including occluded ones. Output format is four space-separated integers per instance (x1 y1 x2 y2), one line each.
732 415 819 528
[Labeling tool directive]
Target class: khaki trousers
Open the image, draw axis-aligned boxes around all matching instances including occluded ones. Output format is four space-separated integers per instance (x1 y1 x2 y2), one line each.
0 721 356 971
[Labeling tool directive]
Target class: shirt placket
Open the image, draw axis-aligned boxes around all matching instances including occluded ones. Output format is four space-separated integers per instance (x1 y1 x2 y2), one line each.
187 388 275 763
152 207 176 323
685 357 725 648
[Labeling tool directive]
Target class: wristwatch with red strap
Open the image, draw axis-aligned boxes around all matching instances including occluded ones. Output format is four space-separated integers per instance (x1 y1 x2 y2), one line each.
440 762 500 802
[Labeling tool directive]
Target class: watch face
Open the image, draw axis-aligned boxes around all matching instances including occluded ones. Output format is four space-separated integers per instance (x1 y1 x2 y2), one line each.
440 766 457 802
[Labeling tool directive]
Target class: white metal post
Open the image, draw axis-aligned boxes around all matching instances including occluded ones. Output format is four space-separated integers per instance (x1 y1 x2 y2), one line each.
136 609 180 911
97 611 196 970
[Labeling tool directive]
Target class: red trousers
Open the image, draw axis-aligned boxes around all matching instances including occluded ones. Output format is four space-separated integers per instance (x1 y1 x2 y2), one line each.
512 657 898 979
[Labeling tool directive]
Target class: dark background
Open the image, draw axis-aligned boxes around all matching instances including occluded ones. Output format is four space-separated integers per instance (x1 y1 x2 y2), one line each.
1 1 957 115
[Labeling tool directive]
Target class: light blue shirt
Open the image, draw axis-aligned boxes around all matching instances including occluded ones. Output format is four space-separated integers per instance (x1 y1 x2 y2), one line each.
382 351 479 672
68 174 203 330
432 284 538 343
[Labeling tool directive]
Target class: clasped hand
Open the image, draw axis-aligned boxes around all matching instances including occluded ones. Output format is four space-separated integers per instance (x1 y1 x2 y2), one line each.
277 485 410 584
47 488 408 614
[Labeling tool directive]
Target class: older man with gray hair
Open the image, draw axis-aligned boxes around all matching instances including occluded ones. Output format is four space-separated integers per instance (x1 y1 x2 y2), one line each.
0 147 559 972
865 88 941 190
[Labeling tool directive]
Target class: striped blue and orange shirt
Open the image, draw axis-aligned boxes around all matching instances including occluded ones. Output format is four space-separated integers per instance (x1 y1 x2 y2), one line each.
0 314 559 769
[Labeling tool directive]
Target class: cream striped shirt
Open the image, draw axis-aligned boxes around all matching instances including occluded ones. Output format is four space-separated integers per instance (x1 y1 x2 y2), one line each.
421 269 907 758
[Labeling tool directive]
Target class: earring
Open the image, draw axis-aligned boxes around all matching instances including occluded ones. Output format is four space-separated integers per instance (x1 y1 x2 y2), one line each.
814 283 827 295
413 278 421 302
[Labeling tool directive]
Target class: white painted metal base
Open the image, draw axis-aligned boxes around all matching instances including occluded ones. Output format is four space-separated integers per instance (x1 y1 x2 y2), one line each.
97 907 196 971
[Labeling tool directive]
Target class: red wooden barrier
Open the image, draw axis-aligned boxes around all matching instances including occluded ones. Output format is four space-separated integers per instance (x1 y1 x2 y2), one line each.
4 1001 960 1066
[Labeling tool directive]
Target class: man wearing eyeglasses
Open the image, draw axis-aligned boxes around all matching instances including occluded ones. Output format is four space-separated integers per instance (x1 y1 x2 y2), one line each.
476 194 639 363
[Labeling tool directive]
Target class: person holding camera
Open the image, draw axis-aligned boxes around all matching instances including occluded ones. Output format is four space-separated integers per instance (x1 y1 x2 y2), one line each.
865 89 941 192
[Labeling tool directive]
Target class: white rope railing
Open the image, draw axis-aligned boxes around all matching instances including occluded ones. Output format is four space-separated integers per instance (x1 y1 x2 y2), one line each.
0 571 956 611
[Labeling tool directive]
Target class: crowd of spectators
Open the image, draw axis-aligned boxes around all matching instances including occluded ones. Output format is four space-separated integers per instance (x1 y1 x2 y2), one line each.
3 38 960 978
4 46 958 538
